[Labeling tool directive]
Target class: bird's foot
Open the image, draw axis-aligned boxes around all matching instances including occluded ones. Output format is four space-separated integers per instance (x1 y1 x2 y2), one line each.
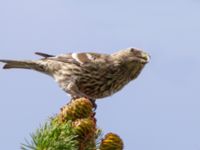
89 99 97 110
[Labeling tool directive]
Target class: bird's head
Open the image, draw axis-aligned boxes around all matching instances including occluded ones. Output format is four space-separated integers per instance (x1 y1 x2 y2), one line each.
112 47 150 64
111 48 150 80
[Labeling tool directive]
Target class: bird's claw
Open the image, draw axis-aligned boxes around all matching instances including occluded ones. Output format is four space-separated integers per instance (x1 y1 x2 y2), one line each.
89 99 97 110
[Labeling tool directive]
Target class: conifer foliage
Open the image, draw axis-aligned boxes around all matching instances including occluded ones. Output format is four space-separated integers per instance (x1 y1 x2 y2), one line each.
21 98 124 150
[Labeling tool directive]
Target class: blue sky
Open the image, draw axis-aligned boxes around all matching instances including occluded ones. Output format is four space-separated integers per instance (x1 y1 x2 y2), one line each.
0 0 200 149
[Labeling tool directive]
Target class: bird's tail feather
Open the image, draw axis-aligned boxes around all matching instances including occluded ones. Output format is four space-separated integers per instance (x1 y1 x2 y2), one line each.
0 59 38 69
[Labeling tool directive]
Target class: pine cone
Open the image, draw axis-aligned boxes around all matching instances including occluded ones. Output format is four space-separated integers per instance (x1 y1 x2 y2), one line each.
73 117 97 150
73 118 96 141
99 133 124 150
58 98 94 122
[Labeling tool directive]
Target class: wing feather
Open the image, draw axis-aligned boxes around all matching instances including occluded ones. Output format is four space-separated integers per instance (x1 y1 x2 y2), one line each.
46 52 110 65
35 52 55 57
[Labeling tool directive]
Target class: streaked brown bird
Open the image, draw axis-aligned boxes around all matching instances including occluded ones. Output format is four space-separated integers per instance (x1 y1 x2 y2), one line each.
0 48 150 102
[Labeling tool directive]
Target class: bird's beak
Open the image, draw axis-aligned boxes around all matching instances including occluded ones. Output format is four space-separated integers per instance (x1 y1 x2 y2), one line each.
140 52 151 64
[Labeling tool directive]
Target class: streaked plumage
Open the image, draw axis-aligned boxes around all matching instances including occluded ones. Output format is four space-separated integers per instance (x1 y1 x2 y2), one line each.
0 48 150 100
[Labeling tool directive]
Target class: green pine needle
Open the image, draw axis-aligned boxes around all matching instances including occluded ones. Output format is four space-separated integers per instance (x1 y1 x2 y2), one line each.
21 121 78 150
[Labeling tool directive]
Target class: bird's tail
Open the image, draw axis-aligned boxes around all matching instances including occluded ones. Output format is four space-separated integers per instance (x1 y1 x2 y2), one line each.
0 59 40 70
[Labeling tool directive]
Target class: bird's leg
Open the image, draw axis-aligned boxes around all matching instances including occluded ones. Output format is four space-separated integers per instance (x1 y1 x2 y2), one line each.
66 82 84 98
65 79 97 110
88 99 97 110
66 80 97 110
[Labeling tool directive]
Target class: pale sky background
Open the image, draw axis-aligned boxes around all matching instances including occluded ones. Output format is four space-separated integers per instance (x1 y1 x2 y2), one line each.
0 0 200 150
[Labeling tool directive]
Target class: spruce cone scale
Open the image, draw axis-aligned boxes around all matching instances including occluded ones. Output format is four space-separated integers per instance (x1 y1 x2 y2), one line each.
58 98 94 122
100 133 124 150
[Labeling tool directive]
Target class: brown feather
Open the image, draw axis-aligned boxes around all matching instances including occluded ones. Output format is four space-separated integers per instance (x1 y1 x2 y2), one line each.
0 59 40 70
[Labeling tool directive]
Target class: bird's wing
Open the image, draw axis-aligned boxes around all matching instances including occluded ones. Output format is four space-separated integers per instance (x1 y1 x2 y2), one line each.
35 52 55 58
47 52 110 65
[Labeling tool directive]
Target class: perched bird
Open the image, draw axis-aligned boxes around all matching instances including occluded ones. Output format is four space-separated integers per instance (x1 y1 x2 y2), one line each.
0 48 150 103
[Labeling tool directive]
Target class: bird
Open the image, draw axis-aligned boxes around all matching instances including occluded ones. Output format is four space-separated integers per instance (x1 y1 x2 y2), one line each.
0 48 150 107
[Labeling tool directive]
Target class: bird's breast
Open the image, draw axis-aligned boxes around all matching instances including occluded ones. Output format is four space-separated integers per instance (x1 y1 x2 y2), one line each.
77 68 130 99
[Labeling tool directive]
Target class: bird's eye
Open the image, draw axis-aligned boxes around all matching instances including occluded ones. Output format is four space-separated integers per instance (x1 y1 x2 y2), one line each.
130 48 135 52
